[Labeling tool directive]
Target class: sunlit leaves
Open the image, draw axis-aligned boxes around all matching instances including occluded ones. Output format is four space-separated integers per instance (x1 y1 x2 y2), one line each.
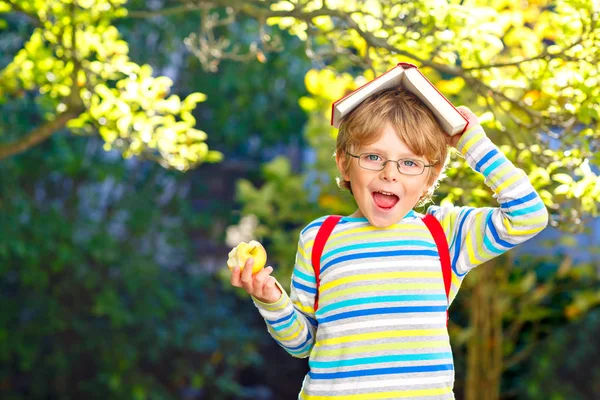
259 0 600 230
0 0 218 169
261 0 599 155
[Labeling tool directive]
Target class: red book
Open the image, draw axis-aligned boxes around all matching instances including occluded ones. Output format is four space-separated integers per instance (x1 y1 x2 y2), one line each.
331 63 468 136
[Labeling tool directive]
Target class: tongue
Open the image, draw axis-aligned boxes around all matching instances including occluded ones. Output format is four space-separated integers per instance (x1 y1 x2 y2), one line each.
373 192 399 209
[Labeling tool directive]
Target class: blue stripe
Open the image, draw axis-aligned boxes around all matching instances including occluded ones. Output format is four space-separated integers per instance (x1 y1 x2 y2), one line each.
482 158 504 176
507 201 546 216
481 212 503 255
309 363 453 379
310 353 453 369
300 217 349 235
451 208 474 277
285 331 313 351
487 216 516 249
266 312 294 325
483 232 504 255
319 306 448 324
322 249 438 273
501 191 538 209
323 240 436 261
293 268 315 284
293 280 316 294
272 314 297 331
301 219 325 235
317 295 448 315
475 149 499 173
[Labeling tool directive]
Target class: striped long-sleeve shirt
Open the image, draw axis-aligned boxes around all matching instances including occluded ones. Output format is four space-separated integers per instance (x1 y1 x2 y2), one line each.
252 125 549 399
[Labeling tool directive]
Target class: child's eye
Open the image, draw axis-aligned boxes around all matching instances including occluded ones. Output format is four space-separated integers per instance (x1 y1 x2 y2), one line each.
401 159 419 168
365 154 382 162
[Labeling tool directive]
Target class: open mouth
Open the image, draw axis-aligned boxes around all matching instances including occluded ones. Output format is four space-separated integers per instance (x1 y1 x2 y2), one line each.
372 190 400 211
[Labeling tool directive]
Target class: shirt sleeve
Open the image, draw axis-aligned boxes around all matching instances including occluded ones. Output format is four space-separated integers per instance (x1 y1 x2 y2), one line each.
427 125 549 278
252 230 318 358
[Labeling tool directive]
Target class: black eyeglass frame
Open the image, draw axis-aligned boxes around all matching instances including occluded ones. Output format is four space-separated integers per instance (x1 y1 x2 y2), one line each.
345 151 436 176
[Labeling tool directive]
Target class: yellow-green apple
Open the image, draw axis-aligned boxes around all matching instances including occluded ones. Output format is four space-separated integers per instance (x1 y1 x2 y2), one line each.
227 240 267 274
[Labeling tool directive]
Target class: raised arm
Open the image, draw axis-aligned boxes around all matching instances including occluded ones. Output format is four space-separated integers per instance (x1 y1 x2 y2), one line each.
428 123 549 277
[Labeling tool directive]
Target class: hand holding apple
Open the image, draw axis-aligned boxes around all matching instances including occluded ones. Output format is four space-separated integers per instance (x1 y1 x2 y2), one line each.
228 241 282 304
227 240 267 274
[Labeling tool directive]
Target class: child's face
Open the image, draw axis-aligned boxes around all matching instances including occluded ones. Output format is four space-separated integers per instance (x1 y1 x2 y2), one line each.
336 122 433 228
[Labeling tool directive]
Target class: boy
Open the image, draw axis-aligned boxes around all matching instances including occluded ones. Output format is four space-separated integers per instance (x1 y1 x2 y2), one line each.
230 88 548 399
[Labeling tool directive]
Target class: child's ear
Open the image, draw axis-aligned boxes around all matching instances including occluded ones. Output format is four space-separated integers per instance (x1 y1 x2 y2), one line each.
335 150 350 181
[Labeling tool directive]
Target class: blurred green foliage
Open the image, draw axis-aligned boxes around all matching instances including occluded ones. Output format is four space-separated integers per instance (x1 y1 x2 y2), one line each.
0 0 599 399
0 134 270 399
0 0 220 169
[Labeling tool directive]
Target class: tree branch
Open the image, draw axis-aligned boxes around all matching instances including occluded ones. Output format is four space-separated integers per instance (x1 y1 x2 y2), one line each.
126 4 205 19
0 108 82 160
5 0 42 26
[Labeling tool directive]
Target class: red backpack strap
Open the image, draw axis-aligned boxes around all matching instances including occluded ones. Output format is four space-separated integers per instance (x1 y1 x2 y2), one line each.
311 215 342 312
421 213 451 326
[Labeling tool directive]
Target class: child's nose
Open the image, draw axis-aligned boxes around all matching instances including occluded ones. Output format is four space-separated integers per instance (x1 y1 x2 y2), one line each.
380 161 400 181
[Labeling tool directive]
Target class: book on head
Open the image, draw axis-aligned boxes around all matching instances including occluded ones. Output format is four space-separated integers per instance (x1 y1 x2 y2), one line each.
330 63 468 136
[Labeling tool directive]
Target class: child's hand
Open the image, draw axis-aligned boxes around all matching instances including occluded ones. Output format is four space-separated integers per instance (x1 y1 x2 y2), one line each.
230 258 283 304
448 106 480 148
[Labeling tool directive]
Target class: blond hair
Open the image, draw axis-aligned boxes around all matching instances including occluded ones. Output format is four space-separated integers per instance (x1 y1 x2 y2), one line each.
335 88 449 206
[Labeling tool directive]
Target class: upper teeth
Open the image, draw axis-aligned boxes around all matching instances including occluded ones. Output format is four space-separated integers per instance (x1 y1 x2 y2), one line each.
377 191 394 196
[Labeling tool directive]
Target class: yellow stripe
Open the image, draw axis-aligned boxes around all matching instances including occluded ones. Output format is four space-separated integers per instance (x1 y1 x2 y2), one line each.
326 229 432 248
299 246 310 261
293 301 315 315
302 387 451 400
307 223 430 250
314 341 448 356
316 329 447 346
451 272 461 288
502 216 546 235
460 131 486 154
465 215 485 265
487 165 513 187
494 172 521 193
276 321 304 341
320 271 441 293
508 214 548 227
319 283 440 303
296 257 312 272
440 212 456 236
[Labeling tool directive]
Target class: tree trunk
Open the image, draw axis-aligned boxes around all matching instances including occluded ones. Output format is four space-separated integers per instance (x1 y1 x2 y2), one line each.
465 261 503 400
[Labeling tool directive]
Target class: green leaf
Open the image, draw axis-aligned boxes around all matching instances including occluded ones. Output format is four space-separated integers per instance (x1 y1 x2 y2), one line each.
552 173 573 185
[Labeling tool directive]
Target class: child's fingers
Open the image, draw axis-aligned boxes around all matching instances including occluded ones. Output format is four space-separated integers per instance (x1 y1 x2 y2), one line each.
253 266 274 291
262 276 279 300
240 257 255 291
456 105 479 126
230 266 242 287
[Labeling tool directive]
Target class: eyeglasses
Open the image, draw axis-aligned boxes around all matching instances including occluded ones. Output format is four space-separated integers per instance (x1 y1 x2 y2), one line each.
346 151 435 176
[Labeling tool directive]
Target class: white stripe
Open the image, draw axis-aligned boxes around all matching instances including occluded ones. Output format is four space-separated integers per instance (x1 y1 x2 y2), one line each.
257 305 292 320
323 259 441 280
292 291 315 306
307 374 453 390
272 327 312 348
323 315 446 333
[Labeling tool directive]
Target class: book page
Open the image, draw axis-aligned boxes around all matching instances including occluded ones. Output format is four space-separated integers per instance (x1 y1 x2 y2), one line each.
334 67 406 126
403 68 466 135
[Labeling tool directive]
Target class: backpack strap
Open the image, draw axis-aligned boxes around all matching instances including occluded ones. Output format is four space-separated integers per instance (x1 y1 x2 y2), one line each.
422 213 452 326
311 215 342 312
311 214 452 326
